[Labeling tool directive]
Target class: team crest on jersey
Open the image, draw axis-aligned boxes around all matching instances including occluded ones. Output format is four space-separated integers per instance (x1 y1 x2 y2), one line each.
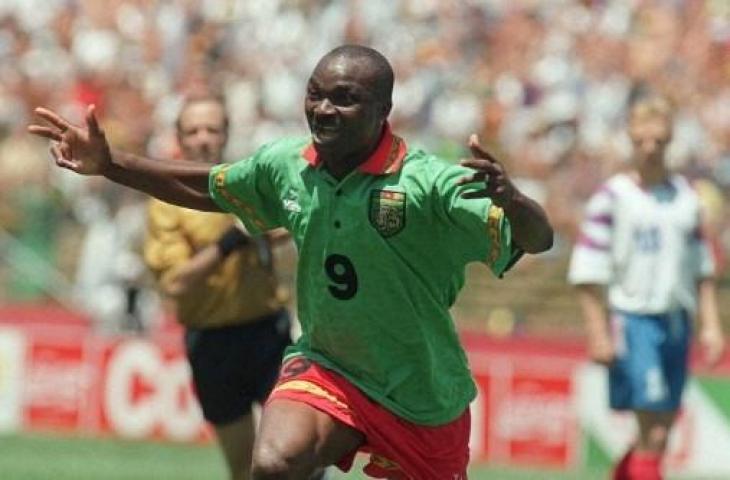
369 190 406 237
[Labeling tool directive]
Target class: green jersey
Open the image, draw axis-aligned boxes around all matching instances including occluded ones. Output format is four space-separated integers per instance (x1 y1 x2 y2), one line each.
209 126 521 425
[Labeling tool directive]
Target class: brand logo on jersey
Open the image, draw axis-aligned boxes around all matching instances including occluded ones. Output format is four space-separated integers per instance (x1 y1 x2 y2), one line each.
282 189 302 213
283 199 301 213
369 190 406 237
279 357 312 380
369 454 402 471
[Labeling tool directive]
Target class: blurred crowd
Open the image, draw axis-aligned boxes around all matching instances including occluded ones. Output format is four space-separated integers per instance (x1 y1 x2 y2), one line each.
1 0 729 331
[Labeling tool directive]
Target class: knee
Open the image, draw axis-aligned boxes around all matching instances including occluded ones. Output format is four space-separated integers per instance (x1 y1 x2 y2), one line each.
250 446 288 480
251 440 316 480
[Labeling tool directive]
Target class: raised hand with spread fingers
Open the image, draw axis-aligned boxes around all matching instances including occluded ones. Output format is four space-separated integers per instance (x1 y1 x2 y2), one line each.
28 104 218 211
456 134 553 254
28 105 112 176
456 134 517 207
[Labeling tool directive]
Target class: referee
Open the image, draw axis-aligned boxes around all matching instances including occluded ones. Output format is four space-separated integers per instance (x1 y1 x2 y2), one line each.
143 93 291 480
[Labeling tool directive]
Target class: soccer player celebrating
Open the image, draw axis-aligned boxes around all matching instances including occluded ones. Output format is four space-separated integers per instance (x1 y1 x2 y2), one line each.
28 45 553 480
568 96 726 480
143 93 293 480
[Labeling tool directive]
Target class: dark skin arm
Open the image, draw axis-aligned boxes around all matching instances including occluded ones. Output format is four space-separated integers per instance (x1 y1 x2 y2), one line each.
27 105 220 211
456 134 554 254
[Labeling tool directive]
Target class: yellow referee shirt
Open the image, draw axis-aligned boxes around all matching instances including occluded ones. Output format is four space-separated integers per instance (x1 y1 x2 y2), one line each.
144 199 287 329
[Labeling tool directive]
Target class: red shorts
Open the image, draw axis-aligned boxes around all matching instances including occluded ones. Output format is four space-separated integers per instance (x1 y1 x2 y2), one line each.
267 356 470 480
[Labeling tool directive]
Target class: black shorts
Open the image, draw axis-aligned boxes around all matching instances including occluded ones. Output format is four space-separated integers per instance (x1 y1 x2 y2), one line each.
184 310 291 425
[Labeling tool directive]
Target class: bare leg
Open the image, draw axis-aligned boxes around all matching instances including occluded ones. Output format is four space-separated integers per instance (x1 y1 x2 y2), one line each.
635 410 676 454
251 399 364 480
215 412 256 480
613 410 676 479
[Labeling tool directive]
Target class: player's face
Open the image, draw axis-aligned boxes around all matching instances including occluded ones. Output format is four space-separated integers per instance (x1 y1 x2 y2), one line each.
176 101 228 164
305 56 389 159
629 115 672 167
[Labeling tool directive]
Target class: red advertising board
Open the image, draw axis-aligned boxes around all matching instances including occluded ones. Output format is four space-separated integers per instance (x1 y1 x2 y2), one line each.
3 305 730 475
0 306 211 442
96 338 210 442
0 307 589 463
467 342 580 469
24 339 91 431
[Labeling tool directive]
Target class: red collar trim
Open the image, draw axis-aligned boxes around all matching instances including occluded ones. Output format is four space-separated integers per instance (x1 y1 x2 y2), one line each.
301 123 408 175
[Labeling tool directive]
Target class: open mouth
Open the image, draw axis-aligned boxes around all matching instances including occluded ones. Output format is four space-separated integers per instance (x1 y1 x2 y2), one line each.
312 123 341 142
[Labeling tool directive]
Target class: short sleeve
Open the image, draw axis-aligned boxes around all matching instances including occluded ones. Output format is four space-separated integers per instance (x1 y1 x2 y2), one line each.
568 186 614 285
209 144 283 234
433 164 522 277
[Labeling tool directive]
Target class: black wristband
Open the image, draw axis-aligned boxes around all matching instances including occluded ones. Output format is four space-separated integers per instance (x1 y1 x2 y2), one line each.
216 226 249 257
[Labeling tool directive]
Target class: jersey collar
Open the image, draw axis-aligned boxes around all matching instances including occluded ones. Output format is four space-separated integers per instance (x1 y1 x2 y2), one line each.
302 123 408 175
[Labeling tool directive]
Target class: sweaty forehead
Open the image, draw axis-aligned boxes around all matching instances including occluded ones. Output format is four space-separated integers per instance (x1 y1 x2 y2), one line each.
631 115 671 134
178 100 226 129
310 55 380 90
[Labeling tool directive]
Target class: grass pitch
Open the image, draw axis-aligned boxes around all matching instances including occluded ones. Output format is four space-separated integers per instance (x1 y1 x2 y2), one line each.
0 431 608 479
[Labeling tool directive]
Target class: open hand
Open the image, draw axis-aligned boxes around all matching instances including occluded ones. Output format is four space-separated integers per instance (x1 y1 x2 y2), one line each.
27 104 111 176
456 134 517 207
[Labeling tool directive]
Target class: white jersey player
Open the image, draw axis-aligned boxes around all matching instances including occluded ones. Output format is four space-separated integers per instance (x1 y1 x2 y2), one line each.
568 96 725 480
569 172 714 314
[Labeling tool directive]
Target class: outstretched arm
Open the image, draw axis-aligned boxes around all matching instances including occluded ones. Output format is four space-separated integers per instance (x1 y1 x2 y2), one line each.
28 105 220 211
457 134 553 253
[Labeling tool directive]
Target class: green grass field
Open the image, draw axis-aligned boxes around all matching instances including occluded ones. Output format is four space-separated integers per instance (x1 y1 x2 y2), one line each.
0 432 609 480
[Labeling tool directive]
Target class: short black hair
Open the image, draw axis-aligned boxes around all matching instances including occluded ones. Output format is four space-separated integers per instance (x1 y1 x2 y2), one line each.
320 45 394 103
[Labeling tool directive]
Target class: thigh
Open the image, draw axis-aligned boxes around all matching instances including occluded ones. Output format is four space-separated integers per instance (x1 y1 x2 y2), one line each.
360 408 471 480
185 317 289 425
185 328 248 424
609 314 668 411
255 399 364 472
629 314 689 411
267 357 470 480
251 311 292 403
608 313 633 409
660 311 691 406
